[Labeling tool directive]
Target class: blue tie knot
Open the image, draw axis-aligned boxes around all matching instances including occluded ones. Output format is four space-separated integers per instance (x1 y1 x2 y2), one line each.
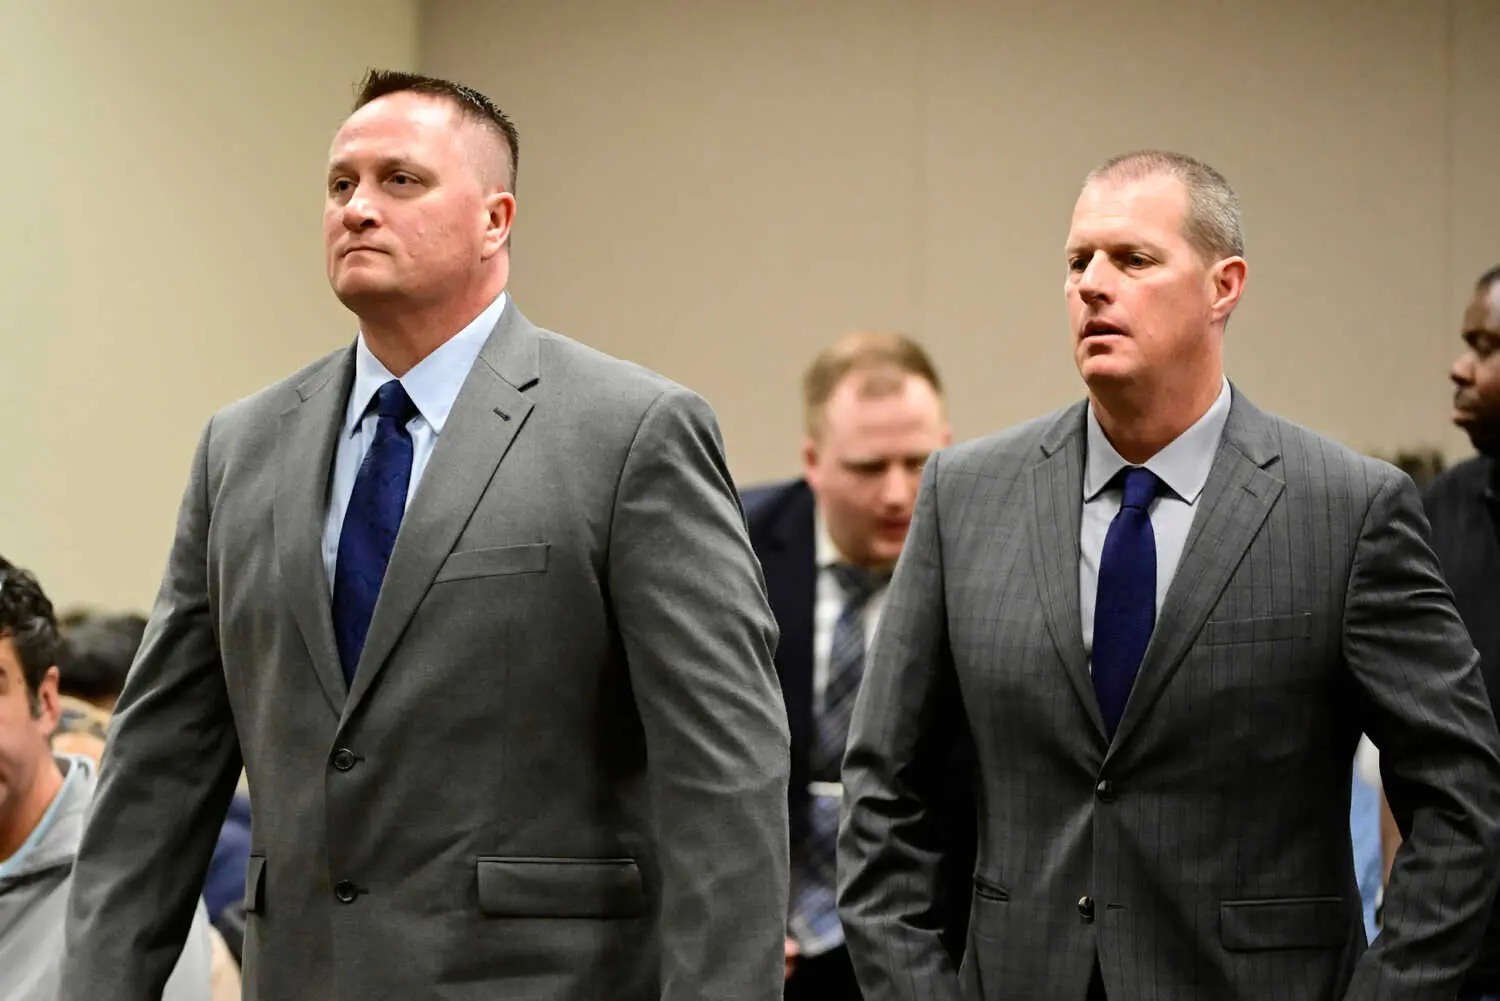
1119 466 1162 511
372 379 418 424
829 562 889 604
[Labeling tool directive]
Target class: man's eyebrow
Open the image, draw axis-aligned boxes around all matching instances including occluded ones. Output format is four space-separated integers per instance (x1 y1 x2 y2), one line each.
327 156 422 177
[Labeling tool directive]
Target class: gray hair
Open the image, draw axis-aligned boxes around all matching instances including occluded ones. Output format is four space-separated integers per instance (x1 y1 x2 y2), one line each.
1085 150 1244 262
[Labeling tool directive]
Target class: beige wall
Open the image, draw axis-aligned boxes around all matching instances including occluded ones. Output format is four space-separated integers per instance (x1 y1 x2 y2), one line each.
422 0 1500 486
0 0 417 609
5 1 1497 611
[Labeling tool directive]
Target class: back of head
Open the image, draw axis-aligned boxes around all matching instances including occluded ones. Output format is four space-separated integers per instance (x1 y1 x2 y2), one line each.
57 613 146 707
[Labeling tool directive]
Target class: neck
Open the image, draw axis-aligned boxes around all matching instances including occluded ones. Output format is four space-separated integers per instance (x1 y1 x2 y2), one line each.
1090 369 1222 465
357 275 505 377
1484 449 1500 492
0 754 63 863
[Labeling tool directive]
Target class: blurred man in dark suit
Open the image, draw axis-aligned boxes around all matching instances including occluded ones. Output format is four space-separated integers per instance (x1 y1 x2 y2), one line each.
744 331 970 1001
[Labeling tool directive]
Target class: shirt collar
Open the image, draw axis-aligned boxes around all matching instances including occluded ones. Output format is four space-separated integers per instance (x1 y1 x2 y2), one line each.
0 755 88 879
343 290 509 438
1084 378 1232 504
815 510 840 570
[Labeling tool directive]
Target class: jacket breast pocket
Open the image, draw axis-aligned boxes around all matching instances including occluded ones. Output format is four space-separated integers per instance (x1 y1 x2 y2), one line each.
475 857 644 919
435 543 550 583
1201 612 1313 646
1220 896 1348 951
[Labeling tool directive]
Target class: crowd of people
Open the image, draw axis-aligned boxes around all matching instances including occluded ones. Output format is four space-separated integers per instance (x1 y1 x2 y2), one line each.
2 69 1499 1001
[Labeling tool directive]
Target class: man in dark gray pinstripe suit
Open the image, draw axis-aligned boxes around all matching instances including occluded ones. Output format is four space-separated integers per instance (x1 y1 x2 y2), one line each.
838 150 1500 1001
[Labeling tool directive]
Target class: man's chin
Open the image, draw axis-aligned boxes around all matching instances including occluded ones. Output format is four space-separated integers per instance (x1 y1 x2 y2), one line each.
1463 425 1500 458
1078 359 1138 394
331 277 401 312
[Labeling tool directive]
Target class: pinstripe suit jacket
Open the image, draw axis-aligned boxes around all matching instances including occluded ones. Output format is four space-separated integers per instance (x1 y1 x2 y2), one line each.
838 389 1500 1001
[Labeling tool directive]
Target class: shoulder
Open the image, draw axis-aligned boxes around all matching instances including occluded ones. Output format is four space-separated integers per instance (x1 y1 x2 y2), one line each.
1423 454 1492 508
740 479 812 529
221 347 347 426
530 326 698 419
1207 391 1403 514
929 401 1086 492
202 347 349 456
1252 410 1406 506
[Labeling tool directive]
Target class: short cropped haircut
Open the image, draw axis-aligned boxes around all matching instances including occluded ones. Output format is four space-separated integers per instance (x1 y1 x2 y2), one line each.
803 331 943 438
0 556 61 714
1086 150 1244 262
355 69 520 193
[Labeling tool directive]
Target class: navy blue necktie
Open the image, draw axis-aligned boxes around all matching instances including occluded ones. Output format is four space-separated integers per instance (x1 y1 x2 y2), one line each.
333 380 418 685
1092 466 1162 736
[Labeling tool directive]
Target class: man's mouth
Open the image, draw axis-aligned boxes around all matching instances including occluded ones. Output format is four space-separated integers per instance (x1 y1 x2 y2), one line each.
1081 319 1126 338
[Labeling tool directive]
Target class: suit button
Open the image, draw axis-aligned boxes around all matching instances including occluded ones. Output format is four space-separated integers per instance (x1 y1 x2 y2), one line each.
334 881 359 904
1078 895 1095 922
331 748 356 772
1095 779 1115 802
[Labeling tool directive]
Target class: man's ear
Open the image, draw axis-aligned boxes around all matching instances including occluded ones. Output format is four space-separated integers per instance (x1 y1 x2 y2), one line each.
33 665 61 733
482 191 517 259
1210 256 1248 323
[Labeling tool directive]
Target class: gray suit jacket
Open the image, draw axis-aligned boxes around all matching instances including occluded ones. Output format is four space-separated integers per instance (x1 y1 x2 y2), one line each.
59 303 792 1001
839 390 1500 1001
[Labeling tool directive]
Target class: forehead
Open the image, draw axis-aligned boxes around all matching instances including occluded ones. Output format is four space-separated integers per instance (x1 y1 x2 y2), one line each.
1067 174 1189 246
1465 283 1500 333
329 93 465 162
822 373 943 435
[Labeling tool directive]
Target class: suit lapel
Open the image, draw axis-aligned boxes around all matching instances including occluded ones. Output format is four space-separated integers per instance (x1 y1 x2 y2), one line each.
341 303 540 719
1106 390 1285 757
1027 403 1108 741
274 350 356 717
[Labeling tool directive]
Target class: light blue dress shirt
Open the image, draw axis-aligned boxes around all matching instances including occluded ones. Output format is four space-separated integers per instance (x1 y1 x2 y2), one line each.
321 290 508 589
1080 378 1232 659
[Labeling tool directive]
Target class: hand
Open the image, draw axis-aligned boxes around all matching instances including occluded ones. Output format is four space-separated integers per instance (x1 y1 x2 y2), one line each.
784 936 799 981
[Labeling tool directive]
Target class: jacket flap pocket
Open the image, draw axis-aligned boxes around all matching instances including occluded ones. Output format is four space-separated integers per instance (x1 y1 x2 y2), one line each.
972 875 1010 901
476 857 643 918
244 854 266 914
435 544 550 583
1202 612 1313 646
1220 896 1347 950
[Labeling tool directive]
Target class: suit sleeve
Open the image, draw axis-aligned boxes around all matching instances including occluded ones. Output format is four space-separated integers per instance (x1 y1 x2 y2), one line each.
61 420 243 1001
607 386 791 1001
838 453 966 1001
1343 469 1500 999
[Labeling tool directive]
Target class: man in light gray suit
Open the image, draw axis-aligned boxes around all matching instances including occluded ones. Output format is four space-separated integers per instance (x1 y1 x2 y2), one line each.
838 150 1500 1000
59 70 790 1001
